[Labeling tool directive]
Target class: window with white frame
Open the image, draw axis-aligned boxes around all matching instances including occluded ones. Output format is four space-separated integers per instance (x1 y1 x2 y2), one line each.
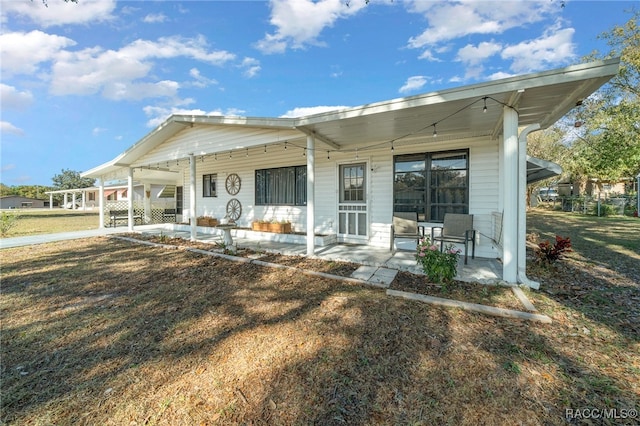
255 166 306 206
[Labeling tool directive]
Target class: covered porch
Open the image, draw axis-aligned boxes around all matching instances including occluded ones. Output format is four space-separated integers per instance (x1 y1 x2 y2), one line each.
133 223 503 286
82 59 620 288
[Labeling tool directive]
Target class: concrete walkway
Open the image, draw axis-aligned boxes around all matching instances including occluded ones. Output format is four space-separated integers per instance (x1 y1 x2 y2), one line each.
1 225 502 287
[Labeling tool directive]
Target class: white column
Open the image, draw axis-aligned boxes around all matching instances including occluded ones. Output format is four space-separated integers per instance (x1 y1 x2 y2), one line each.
502 106 519 283
127 167 134 232
63 193 68 208
72 193 77 210
98 178 105 229
49 193 53 210
81 191 86 210
143 183 152 224
306 135 315 255
189 154 197 241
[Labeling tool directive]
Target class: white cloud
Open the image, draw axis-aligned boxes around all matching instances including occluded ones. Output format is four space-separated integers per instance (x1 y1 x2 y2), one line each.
240 57 261 78
92 127 107 136
103 80 180 101
255 0 366 54
1 0 116 27
406 0 556 48
456 41 502 66
143 13 168 23
502 26 576 73
49 35 235 100
417 50 440 61
399 76 427 94
1 121 25 137
488 71 514 80
143 103 246 128
280 105 349 118
0 30 76 77
188 68 218 88
0 84 34 110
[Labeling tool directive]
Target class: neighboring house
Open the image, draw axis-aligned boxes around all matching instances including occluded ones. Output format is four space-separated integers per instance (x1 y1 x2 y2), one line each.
45 184 176 224
0 196 46 209
82 59 620 287
558 177 635 198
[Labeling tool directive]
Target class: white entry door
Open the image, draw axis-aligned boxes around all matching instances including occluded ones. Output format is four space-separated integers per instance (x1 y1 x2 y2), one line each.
338 163 367 242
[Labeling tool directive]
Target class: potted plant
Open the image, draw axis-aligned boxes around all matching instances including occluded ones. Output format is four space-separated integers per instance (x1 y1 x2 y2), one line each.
197 216 218 227
251 219 291 233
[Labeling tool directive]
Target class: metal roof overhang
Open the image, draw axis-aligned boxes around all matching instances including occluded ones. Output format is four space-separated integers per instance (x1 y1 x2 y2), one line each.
82 59 619 180
294 59 620 149
527 156 563 184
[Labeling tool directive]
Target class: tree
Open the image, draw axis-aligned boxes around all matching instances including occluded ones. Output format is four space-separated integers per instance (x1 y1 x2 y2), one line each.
526 126 571 204
51 169 95 190
569 11 640 181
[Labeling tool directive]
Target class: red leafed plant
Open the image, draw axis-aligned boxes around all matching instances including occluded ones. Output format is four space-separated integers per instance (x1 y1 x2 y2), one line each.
536 235 572 264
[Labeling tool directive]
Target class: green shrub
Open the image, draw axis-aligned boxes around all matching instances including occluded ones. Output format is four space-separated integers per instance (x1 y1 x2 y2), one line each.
416 237 460 284
589 203 617 217
0 211 21 237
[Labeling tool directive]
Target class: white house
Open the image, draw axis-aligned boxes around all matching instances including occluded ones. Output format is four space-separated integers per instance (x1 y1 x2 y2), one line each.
82 59 620 287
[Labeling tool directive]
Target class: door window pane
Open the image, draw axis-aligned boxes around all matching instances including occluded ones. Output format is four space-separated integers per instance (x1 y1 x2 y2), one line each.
394 151 468 222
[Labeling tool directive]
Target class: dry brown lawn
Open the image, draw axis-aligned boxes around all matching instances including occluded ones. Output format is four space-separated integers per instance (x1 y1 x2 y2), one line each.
1 210 639 425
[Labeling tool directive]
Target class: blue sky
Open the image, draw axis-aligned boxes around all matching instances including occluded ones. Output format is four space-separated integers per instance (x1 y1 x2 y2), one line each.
0 0 634 186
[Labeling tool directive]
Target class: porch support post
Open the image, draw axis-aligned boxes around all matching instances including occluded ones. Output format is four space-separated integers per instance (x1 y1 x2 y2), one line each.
81 191 86 210
63 193 68 208
502 106 518 283
49 193 53 210
143 183 152 224
189 153 197 241
98 177 105 229
127 167 134 232
518 124 541 289
72 192 77 210
306 135 315 256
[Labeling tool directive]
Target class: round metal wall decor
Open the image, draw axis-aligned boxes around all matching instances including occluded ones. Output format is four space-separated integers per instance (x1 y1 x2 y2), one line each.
225 173 241 195
226 198 242 221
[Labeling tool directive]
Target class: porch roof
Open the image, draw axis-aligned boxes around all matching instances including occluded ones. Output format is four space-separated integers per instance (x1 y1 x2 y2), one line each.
82 58 619 180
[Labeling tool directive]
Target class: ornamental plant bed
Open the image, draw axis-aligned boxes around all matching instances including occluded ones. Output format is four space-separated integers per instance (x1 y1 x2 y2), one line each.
251 221 291 233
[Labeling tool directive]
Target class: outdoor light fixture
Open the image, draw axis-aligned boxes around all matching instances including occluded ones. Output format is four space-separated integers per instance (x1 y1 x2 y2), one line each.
433 124 437 137
483 97 488 113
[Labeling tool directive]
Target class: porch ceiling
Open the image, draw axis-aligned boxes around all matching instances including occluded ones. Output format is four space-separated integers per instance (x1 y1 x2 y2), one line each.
295 59 620 149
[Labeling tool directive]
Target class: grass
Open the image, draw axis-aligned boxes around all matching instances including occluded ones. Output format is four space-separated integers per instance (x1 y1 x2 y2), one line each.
1 209 639 425
0 209 100 237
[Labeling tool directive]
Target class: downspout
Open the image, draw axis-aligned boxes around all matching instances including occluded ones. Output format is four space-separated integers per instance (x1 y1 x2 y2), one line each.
518 124 541 289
